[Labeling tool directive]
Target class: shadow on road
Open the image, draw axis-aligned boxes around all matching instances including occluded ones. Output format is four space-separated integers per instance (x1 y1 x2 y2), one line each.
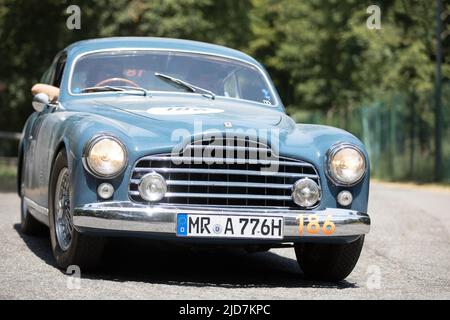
14 223 357 289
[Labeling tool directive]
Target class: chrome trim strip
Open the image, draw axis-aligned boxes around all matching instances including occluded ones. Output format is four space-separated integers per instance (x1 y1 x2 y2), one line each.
133 167 318 178
66 48 280 107
183 138 272 153
131 179 293 189
24 197 49 225
185 145 269 153
73 201 371 237
128 190 292 200
164 192 292 200
24 197 48 215
140 155 315 167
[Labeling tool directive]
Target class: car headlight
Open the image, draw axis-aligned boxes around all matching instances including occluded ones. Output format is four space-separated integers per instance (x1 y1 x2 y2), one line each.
327 143 366 186
84 135 127 178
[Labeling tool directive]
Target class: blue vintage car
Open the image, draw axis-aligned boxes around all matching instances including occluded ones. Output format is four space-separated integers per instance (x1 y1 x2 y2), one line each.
18 37 370 281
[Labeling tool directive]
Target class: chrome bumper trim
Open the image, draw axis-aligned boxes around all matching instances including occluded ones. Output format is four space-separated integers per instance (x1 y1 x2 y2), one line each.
73 202 370 239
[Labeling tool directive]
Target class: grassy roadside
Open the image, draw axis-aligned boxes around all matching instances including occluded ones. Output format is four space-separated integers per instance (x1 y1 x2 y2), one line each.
372 179 450 193
0 162 17 193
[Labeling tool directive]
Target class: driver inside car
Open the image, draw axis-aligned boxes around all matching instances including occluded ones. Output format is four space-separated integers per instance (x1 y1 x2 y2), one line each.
85 59 124 88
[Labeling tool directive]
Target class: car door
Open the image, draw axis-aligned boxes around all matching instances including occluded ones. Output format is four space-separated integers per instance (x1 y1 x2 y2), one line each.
26 52 67 206
23 58 56 200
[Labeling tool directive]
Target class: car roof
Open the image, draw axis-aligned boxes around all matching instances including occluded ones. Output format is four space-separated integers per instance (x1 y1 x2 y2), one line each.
65 37 261 66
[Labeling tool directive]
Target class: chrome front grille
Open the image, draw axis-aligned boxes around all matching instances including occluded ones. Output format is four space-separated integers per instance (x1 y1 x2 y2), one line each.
129 138 320 208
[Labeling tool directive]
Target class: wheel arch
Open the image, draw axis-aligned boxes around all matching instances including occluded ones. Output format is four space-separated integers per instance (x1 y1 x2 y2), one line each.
50 141 69 180
53 141 68 163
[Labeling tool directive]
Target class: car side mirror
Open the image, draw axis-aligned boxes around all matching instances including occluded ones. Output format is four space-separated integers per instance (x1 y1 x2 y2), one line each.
32 93 50 112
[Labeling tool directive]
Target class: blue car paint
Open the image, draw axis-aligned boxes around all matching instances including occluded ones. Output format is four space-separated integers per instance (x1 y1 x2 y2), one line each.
19 37 370 227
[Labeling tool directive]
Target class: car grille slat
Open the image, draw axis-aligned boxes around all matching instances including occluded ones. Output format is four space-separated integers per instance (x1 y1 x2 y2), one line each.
129 138 320 208
138 156 315 168
133 167 318 179
164 192 291 200
130 179 294 189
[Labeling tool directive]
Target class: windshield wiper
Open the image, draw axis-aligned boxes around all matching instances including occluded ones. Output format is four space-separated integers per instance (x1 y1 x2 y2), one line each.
80 85 150 96
80 86 125 93
154 72 215 100
112 85 151 96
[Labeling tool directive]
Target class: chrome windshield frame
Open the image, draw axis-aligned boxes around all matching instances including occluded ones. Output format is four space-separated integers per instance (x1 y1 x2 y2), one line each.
66 48 281 108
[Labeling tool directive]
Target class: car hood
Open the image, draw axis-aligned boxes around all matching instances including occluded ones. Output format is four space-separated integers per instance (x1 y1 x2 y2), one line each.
62 95 363 168
65 95 294 131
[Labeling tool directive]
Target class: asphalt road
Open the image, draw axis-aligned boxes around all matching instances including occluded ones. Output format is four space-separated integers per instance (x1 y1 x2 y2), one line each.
0 182 449 299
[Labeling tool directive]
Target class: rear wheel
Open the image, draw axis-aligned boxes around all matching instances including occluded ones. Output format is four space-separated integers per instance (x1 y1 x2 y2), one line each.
49 150 105 271
294 236 365 281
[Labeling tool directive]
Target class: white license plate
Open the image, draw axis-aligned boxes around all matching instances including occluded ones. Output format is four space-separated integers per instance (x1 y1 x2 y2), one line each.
176 214 284 239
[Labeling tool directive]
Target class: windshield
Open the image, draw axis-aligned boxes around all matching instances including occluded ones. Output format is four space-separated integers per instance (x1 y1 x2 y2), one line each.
70 50 276 105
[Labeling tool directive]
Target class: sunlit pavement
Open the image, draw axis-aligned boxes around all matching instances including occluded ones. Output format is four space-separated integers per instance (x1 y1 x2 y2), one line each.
0 182 449 299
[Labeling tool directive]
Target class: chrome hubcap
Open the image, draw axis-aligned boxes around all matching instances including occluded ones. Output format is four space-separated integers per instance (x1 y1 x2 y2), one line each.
54 168 73 251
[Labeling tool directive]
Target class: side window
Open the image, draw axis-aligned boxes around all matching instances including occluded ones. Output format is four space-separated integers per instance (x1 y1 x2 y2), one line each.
52 54 67 88
40 67 52 84
40 56 59 85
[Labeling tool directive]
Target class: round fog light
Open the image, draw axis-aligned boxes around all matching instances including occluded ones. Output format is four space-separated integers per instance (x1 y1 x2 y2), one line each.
97 183 114 199
337 190 353 206
292 178 321 208
138 172 167 202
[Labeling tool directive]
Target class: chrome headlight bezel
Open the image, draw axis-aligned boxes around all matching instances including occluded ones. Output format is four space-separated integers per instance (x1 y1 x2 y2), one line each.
326 143 367 186
138 172 167 202
83 135 128 179
292 177 322 208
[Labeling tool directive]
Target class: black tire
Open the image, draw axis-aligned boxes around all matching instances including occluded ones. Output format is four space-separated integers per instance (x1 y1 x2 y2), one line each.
20 157 46 235
294 236 365 282
48 149 105 271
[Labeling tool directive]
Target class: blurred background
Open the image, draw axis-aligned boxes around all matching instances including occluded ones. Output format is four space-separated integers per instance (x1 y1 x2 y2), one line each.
0 0 449 191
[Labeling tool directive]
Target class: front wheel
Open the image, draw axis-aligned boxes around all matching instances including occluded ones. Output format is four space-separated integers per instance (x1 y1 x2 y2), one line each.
294 236 365 281
48 150 105 271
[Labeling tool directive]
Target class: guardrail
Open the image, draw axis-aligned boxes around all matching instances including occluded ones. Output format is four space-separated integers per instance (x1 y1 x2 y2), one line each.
0 156 17 166
0 131 21 141
0 131 21 160
0 132 19 188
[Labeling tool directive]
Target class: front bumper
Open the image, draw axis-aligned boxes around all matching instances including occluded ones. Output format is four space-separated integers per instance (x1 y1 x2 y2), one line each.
73 202 370 241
